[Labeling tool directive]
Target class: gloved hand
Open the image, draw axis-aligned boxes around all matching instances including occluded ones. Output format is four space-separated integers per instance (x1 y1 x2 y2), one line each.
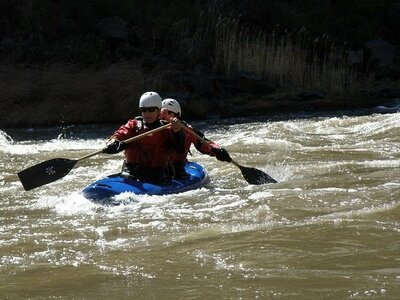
102 140 127 154
211 147 232 162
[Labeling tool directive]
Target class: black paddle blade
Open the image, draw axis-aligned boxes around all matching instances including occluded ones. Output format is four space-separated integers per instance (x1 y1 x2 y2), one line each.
18 158 78 191
239 165 277 185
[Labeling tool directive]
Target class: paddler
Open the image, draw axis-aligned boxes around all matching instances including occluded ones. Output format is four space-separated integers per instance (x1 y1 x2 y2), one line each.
102 92 185 184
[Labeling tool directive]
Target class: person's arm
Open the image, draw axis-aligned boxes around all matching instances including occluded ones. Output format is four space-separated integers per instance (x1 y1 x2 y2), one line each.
102 119 137 154
112 119 137 141
191 127 218 155
185 126 232 162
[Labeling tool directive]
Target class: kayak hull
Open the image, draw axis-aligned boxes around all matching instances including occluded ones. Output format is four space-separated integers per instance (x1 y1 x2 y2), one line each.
82 162 207 202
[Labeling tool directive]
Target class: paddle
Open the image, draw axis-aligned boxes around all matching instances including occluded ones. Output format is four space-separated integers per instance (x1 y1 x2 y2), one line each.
181 125 277 184
18 123 171 191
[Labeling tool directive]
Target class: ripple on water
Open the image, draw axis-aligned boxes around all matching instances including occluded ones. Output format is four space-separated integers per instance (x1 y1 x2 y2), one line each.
1 114 400 298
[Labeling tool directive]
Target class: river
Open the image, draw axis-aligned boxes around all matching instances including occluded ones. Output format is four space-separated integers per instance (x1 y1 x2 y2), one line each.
1 112 400 299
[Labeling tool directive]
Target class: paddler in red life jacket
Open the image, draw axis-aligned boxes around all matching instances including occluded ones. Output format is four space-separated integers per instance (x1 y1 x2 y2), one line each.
160 98 231 179
102 92 185 184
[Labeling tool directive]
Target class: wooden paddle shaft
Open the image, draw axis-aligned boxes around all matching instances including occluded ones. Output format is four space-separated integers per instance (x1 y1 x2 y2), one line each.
77 123 171 162
181 125 209 145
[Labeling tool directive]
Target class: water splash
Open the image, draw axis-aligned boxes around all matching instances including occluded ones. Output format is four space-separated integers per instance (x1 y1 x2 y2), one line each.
0 130 13 149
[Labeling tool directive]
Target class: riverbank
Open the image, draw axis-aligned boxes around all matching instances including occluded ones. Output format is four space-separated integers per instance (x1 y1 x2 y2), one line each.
2 61 399 129
2 2 400 128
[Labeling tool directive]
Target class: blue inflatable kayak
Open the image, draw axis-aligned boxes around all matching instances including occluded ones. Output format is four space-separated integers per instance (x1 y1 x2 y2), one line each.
82 162 208 203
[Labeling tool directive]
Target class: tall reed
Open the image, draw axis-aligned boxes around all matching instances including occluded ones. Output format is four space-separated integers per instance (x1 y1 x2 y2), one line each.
214 22 371 95
167 5 225 63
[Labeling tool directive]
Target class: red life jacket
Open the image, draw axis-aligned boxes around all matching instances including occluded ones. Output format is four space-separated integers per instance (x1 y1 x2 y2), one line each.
112 117 180 168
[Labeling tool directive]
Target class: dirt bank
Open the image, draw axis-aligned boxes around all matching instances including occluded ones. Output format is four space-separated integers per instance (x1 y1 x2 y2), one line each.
1 62 395 129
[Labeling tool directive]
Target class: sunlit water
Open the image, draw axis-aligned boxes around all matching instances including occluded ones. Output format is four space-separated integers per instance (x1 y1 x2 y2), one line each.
1 112 400 299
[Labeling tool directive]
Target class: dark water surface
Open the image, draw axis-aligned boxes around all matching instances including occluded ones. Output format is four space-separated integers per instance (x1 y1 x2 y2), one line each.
1 113 400 299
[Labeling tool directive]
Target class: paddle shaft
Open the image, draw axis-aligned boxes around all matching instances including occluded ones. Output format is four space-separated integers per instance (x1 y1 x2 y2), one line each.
77 123 171 162
181 125 210 145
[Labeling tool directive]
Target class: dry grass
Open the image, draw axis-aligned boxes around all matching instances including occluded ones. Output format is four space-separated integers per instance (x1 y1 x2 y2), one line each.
214 22 372 95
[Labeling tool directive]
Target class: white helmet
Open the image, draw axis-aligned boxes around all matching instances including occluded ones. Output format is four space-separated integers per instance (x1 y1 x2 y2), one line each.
139 92 162 108
162 98 181 116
